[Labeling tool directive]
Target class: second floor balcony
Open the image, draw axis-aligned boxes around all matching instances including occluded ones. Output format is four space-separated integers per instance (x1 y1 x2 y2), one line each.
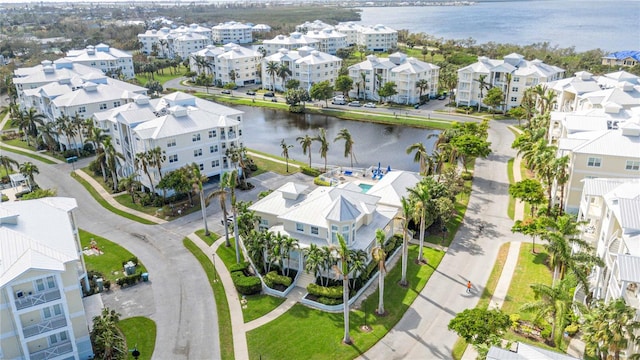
22 316 67 338
29 341 73 360
15 288 61 311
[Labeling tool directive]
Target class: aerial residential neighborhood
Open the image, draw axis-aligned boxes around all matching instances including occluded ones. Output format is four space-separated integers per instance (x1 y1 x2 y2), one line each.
0 2 639 360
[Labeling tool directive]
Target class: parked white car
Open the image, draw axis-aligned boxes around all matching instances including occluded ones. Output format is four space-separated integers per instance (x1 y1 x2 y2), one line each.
364 102 376 108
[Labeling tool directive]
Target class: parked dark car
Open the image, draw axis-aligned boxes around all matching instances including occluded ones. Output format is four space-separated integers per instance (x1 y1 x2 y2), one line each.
414 104 421 109
246 91 256 95
221 89 231 94
271 98 278 102
263 92 275 97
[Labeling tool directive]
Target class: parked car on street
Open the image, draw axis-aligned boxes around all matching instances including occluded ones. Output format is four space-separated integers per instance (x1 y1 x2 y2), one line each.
263 92 275 97
364 102 376 108
246 91 256 95
332 96 346 105
348 101 362 107
221 89 231 94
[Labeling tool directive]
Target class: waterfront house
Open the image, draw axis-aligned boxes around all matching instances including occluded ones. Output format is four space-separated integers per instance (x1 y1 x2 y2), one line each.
261 47 342 92
601 50 640 68
262 32 319 56
64 43 135 79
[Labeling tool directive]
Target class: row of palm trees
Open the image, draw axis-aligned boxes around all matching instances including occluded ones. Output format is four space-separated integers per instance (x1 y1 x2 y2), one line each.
277 128 356 172
264 61 292 91
0 154 40 187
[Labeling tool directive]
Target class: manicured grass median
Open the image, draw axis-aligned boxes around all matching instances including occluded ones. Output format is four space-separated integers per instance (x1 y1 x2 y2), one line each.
247 246 444 360
242 294 286 323
119 317 156 360
183 238 234 360
196 229 220 246
79 229 147 282
71 172 156 225
0 145 57 164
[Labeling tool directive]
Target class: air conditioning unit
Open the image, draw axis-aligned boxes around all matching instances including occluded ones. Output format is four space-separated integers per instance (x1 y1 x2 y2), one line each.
15 290 24 298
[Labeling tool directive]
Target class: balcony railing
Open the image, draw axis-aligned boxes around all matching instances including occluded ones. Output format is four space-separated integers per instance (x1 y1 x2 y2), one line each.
22 316 67 338
29 341 73 360
15 288 61 310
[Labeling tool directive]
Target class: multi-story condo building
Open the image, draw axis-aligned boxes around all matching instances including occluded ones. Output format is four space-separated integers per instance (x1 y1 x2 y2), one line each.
304 28 347 55
334 22 360 46
575 177 640 359
348 52 439 104
137 24 212 59
93 92 244 193
296 20 333 33
64 43 135 79
211 21 253 44
557 122 640 213
213 44 262 87
261 32 319 56
189 45 224 76
356 24 398 52
601 50 640 67
14 59 147 151
0 197 94 360
252 24 272 33
456 53 565 111
261 47 342 92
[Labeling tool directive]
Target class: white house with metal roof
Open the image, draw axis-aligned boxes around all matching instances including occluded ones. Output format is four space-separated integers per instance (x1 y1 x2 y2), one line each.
137 24 213 59
64 43 135 79
456 53 564 110
189 43 262 87
261 32 319 56
557 122 640 212
93 92 243 193
487 342 579 360
261 47 342 91
576 177 640 358
248 170 420 279
0 198 93 360
348 52 439 104
356 24 398 52
304 28 347 55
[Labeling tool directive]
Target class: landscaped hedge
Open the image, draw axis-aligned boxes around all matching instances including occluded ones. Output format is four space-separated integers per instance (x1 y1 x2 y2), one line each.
300 166 321 177
263 271 292 289
314 177 331 186
116 273 142 287
307 283 343 299
231 271 262 295
229 261 250 273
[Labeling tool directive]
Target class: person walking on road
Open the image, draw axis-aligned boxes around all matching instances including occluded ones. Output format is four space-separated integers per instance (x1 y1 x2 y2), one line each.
466 281 472 293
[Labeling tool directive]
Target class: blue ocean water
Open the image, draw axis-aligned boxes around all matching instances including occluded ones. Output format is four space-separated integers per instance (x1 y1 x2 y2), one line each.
358 0 640 52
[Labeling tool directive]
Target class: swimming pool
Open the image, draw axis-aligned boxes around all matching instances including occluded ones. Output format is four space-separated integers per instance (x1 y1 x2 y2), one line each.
358 183 373 193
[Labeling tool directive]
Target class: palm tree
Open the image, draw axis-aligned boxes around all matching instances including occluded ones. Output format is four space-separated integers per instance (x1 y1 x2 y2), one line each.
211 180 230 246
502 73 512 113
149 146 167 198
119 173 141 203
582 299 640 360
0 155 19 179
415 79 429 103
360 72 367 100
519 278 576 346
277 63 292 90
406 142 428 175
333 234 353 345
71 113 86 155
37 121 58 152
265 61 279 91
297 134 314 167
399 197 412 286
134 151 155 195
222 169 241 263
371 229 387 315
305 244 324 284
407 181 430 263
349 249 368 289
189 163 212 235
313 128 329 172
91 308 125 360
15 108 45 147
19 161 39 187
334 128 357 168
475 74 491 111
87 127 109 181
104 137 124 191
280 139 293 172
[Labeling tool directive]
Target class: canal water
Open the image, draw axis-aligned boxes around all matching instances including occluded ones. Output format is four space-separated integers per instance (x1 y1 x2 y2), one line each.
238 105 440 172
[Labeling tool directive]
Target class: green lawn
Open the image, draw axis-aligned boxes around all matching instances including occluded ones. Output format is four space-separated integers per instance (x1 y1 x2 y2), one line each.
196 229 220 246
183 238 234 360
250 155 300 176
118 317 156 360
242 294 286 323
247 246 444 360
0 145 57 165
216 240 245 267
79 229 147 282
71 172 156 225
500 243 552 320
507 158 516 220
136 65 188 86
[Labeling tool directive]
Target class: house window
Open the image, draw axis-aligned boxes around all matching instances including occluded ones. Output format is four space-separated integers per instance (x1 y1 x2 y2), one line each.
210 145 218 153
311 226 319 235
211 160 220 167
78 106 86 113
510 97 518 102
625 160 640 171
511 87 518 92
341 225 350 244
194 149 203 157
296 223 304 232
513 77 520 82
192 133 201 142
259 219 269 230
199 163 204 170
99 103 107 110
587 157 602 167
167 139 176 147
331 225 339 244
169 154 178 163
209 130 217 138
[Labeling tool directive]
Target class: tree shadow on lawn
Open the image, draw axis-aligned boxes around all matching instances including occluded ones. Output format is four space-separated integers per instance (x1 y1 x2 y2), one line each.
532 251 549 265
